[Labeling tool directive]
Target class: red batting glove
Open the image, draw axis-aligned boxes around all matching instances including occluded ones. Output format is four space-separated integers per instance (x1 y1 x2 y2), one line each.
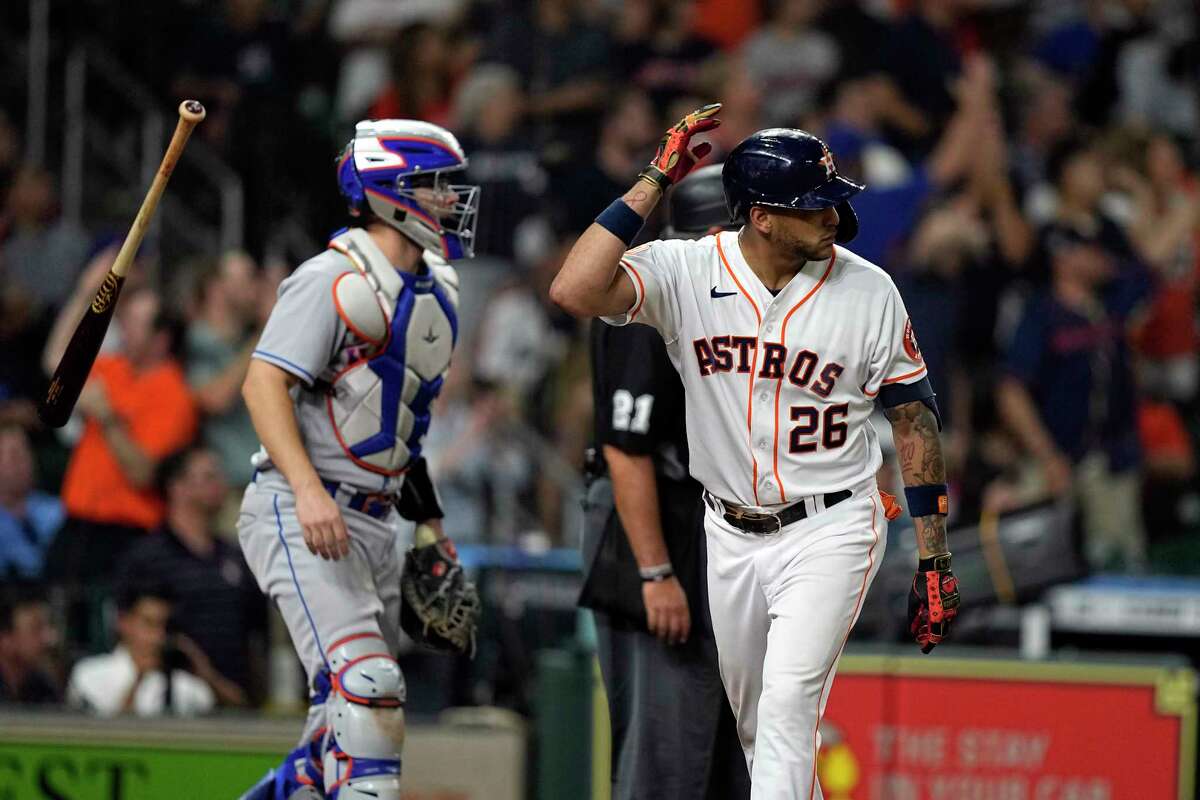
637 103 721 192
908 553 960 654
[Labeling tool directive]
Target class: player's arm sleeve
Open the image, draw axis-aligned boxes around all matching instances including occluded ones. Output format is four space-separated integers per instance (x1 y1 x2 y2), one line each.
597 324 674 456
599 240 684 344
251 267 346 387
864 281 934 408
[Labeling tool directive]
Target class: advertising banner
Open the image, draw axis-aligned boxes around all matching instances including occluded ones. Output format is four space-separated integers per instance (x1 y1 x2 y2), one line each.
819 656 1196 800
0 714 524 800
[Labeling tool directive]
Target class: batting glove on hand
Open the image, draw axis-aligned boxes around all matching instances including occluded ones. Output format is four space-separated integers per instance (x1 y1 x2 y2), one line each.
638 103 721 192
908 553 960 654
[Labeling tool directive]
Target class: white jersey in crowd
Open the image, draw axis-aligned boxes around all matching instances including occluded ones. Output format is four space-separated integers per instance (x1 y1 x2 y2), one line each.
67 646 215 717
603 230 926 508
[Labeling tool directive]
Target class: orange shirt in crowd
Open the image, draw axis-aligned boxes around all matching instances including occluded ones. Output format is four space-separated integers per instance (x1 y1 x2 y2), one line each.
1138 400 1194 465
692 0 760 49
61 355 198 529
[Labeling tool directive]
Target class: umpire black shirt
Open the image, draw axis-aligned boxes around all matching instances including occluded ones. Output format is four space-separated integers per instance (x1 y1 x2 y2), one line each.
589 319 706 616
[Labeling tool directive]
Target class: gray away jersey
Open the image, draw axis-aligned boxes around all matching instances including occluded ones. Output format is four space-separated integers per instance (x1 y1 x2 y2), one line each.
250 243 459 493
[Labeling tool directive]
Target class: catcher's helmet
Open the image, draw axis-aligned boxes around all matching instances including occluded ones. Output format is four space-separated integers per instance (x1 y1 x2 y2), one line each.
337 119 480 260
722 128 865 244
667 164 735 236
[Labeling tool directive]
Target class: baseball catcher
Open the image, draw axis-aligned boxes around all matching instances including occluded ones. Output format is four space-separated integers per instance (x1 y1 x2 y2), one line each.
237 119 480 800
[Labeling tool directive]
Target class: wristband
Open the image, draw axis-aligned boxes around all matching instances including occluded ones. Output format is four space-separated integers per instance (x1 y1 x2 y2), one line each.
639 563 674 582
917 553 952 572
905 484 949 517
595 199 646 246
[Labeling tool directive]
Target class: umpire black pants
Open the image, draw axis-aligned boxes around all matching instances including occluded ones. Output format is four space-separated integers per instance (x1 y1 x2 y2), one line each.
585 478 749 800
594 612 749 800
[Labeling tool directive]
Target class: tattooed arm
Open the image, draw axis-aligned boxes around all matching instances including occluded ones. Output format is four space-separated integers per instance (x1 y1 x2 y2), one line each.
885 400 949 557
549 183 661 319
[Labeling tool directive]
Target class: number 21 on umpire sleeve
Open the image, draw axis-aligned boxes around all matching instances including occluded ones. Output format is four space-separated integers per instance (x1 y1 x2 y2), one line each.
613 390 654 434
789 403 848 453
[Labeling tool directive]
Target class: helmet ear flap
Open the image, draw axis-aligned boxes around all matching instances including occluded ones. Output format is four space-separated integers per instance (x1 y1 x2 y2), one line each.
834 200 858 243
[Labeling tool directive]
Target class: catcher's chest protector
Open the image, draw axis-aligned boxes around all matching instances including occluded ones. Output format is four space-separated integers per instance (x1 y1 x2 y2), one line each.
325 228 458 475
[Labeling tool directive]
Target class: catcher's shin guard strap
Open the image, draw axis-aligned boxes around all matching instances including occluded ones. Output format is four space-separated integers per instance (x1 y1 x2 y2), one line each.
395 457 444 521
326 750 402 799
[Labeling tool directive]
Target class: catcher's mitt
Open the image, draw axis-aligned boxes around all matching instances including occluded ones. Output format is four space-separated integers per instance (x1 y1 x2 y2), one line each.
908 553 960 654
401 525 481 657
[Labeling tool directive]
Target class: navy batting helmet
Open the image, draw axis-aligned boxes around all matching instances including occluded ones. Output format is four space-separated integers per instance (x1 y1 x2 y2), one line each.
722 128 865 243
667 164 735 236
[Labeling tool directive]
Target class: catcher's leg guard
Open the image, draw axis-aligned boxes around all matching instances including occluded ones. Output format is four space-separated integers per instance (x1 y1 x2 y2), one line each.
322 633 407 799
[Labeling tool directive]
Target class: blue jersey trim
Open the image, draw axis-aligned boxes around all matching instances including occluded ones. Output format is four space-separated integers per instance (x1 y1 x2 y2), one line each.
253 350 316 384
274 494 330 673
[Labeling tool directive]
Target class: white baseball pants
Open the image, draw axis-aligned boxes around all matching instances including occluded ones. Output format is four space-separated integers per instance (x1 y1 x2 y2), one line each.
704 477 886 800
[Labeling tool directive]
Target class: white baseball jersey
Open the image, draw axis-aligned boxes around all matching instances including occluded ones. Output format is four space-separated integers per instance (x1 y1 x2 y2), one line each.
603 230 926 508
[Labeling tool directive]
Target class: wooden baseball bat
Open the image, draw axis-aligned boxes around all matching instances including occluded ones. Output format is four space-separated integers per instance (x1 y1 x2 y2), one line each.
37 100 206 428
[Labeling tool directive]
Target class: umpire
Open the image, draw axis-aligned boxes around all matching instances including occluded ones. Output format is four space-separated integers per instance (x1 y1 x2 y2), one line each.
580 164 750 800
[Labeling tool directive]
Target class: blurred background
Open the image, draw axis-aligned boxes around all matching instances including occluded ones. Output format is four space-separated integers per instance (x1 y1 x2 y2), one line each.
0 0 1199 797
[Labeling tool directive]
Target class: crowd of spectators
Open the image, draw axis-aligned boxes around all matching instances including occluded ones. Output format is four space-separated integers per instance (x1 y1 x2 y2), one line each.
0 0 1197 711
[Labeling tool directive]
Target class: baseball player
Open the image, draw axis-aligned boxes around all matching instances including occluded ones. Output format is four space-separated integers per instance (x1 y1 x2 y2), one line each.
237 119 481 800
581 163 749 800
550 105 961 798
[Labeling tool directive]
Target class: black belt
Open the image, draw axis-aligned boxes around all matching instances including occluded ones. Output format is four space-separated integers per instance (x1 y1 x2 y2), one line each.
708 489 852 534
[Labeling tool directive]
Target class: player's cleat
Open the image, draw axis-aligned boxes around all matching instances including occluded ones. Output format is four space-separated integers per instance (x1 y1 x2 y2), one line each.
237 767 324 800
237 733 326 800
